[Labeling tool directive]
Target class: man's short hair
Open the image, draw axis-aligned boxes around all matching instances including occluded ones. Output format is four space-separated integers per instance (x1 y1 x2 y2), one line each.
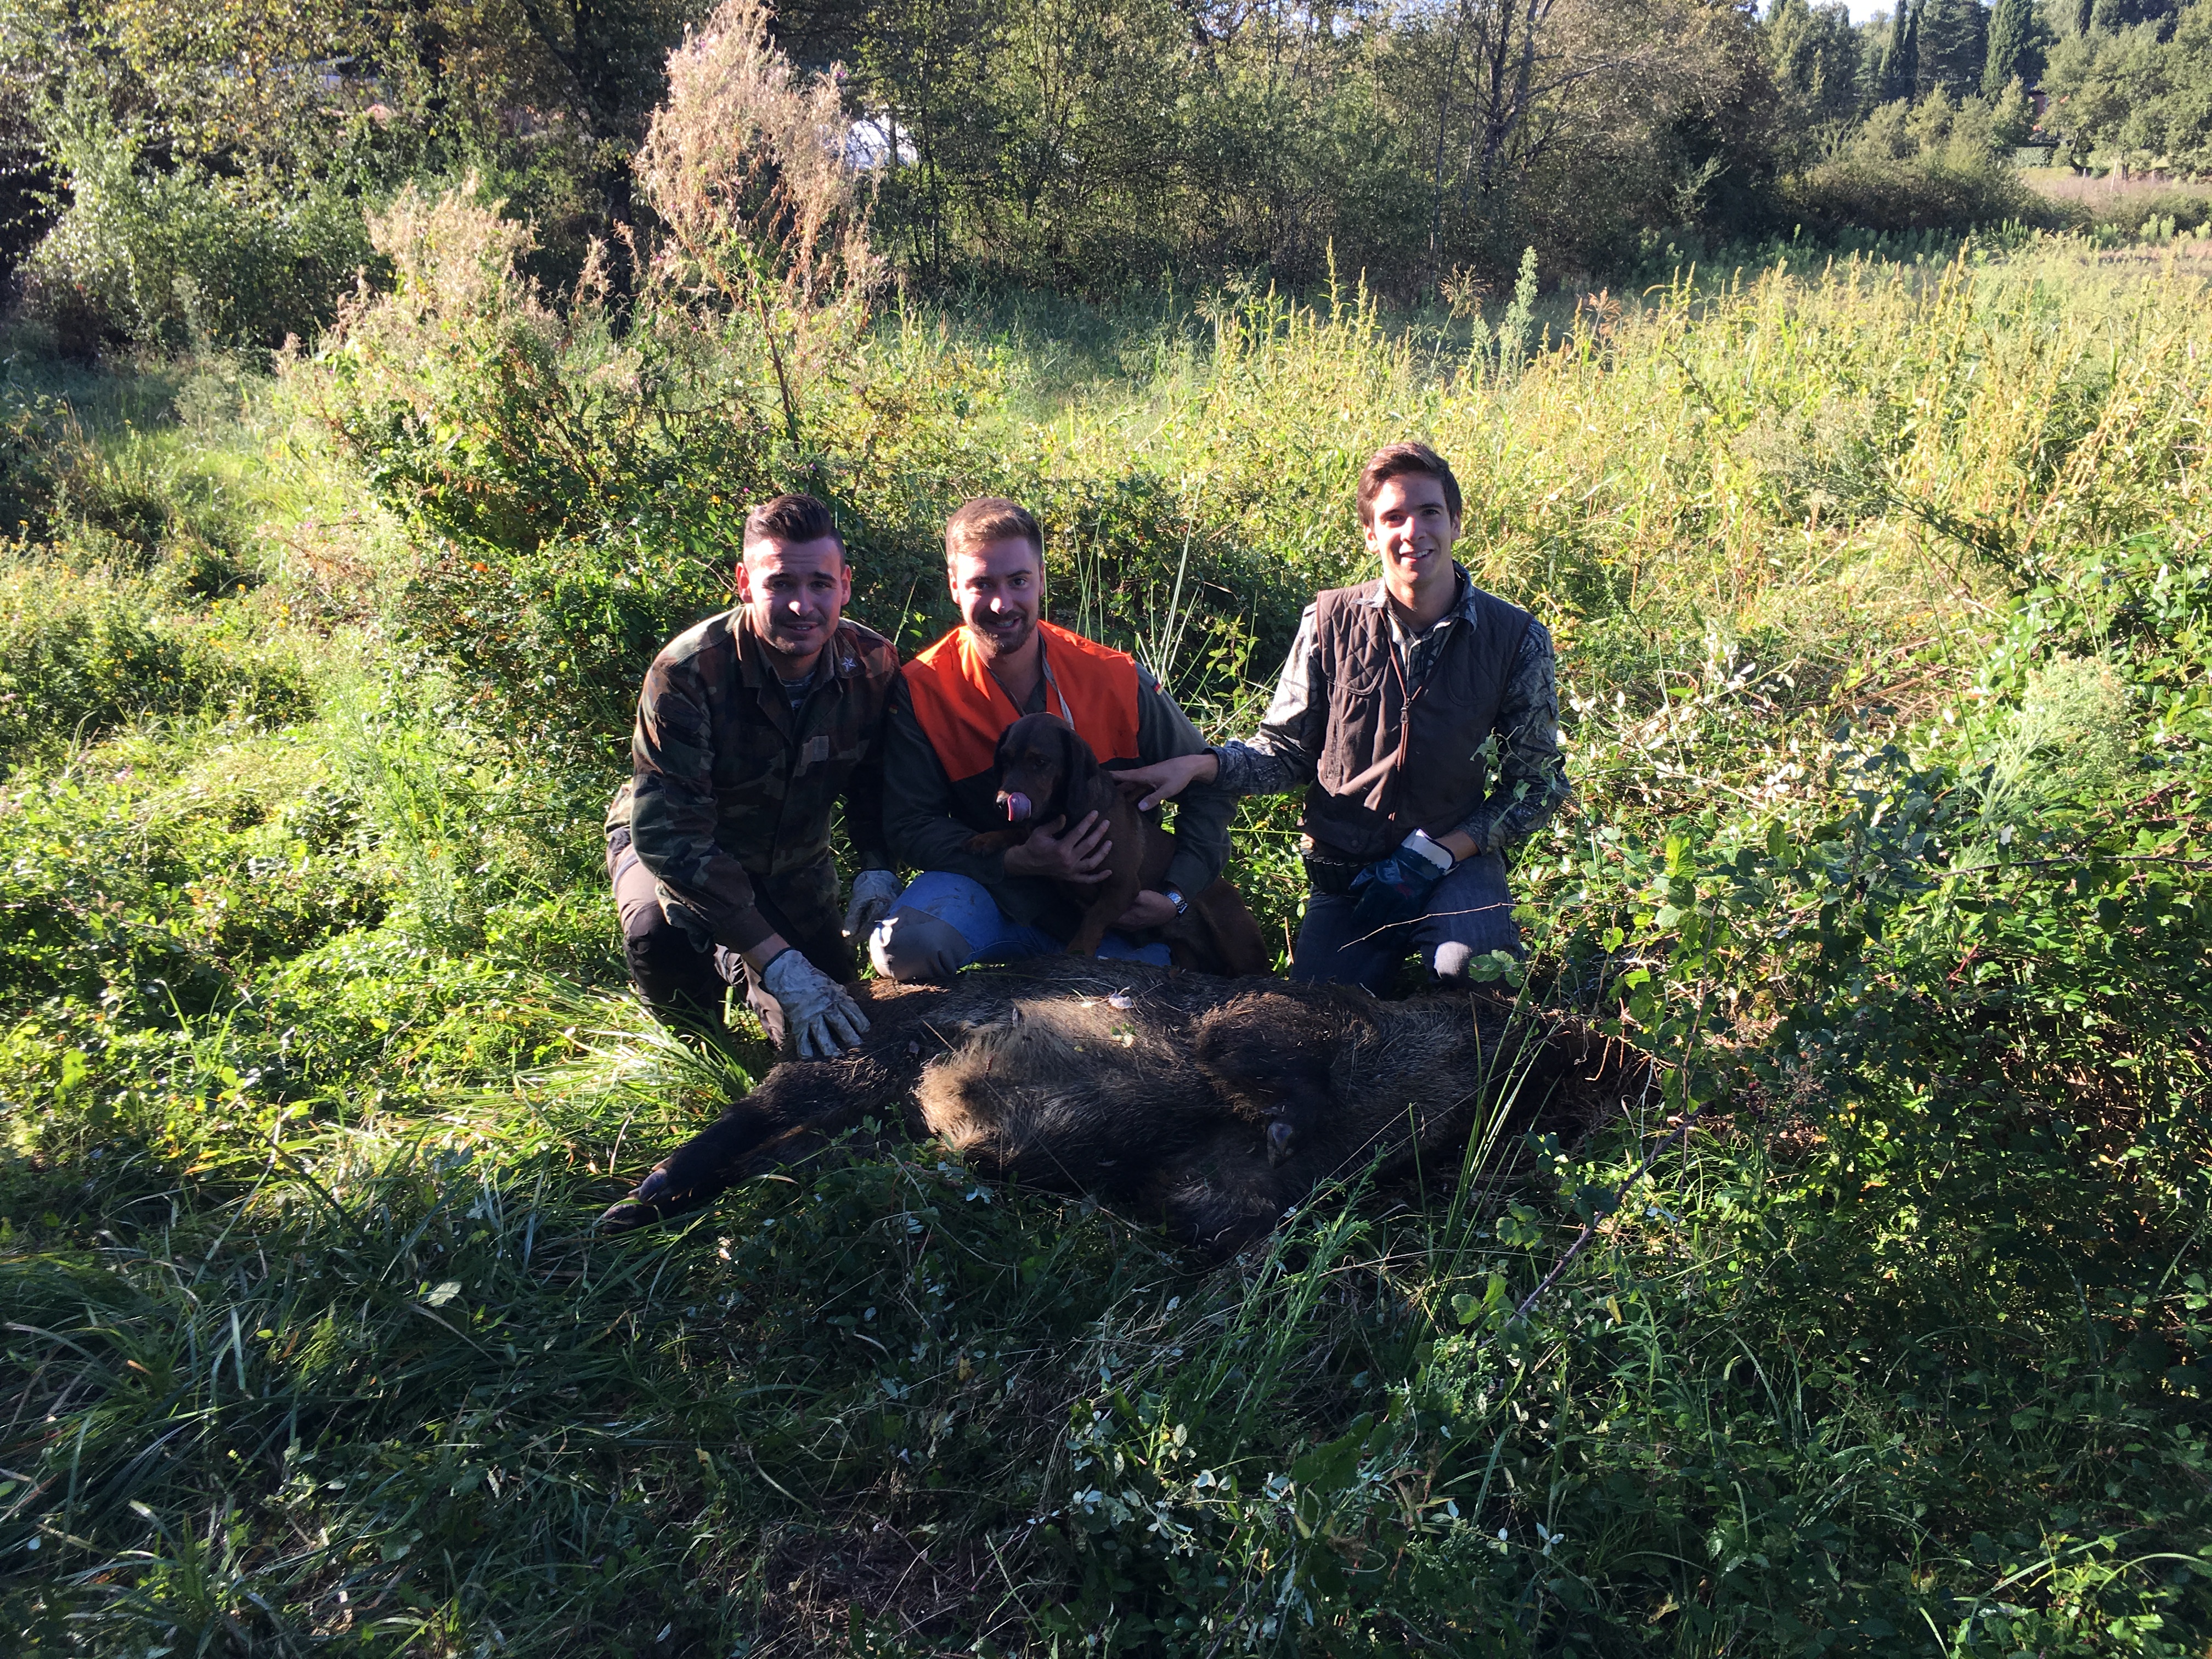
945 497 1043 565
743 492 843 557
1356 442 1463 526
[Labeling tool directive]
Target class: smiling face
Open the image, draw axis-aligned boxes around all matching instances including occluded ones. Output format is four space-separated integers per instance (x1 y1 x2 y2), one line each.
949 536 1043 663
735 533 850 674
1362 473 1462 617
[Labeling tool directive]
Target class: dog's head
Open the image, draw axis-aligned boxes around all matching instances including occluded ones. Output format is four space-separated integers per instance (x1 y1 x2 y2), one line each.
991 712 1104 827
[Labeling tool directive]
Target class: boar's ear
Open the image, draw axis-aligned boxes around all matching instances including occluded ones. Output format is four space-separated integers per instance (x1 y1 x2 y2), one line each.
1059 719 1107 818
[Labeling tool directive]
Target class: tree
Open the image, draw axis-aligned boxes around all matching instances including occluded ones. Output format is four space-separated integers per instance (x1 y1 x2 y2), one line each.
1879 0 1922 100
2044 1 2212 170
1766 0 1866 127
1984 0 2047 89
2088 0 2180 32
1917 0 1989 96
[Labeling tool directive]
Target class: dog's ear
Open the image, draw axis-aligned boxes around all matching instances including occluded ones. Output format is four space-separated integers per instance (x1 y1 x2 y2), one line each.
992 721 1017 774
1059 720 1108 817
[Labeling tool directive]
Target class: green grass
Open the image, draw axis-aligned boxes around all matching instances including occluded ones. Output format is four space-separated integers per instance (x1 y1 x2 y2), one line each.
4 228 2212 1654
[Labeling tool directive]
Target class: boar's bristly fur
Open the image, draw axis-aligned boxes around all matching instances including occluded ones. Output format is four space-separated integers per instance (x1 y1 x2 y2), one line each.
599 959 1634 1257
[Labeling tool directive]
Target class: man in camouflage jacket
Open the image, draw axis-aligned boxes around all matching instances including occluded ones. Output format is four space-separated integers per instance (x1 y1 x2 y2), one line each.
605 493 902 1056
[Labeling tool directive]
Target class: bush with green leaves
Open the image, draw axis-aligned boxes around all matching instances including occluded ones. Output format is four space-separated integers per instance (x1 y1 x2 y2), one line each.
307 181 992 771
1784 91 2052 234
0 558 309 770
21 110 376 354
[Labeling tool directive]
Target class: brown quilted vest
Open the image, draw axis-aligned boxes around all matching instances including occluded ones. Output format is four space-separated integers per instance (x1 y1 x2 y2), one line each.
1302 578 1534 864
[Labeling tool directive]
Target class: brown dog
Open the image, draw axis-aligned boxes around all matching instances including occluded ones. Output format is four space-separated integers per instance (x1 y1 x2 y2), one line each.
963 712 1270 974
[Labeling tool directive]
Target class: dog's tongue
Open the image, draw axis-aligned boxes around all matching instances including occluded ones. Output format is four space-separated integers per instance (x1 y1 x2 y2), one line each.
1002 791 1033 822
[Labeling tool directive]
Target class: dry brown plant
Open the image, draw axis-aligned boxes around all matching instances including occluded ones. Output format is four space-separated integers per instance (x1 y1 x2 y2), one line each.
362 174 551 335
633 0 882 448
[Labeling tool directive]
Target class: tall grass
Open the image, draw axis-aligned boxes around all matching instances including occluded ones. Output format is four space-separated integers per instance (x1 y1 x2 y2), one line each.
5 229 2212 1652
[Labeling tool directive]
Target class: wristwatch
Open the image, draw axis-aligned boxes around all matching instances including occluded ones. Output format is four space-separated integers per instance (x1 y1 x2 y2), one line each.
1163 886 1189 917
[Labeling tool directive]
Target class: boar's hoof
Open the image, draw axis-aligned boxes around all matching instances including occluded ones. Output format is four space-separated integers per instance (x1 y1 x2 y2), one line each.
596 1167 712 1235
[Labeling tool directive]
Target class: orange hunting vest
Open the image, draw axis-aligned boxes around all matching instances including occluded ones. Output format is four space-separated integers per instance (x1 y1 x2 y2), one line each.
902 620 1142 791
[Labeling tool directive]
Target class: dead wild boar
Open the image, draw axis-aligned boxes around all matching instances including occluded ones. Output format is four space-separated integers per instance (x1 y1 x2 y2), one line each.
599 958 1627 1257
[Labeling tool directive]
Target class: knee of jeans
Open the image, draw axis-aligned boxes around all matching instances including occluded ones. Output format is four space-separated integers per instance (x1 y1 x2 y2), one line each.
870 907 971 982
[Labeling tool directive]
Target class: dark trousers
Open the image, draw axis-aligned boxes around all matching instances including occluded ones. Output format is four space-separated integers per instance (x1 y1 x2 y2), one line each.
1291 851 1520 995
606 828 853 1045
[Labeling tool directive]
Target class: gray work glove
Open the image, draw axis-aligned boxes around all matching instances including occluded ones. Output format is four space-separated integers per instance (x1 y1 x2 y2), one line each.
759 947 870 1059
842 867 903 940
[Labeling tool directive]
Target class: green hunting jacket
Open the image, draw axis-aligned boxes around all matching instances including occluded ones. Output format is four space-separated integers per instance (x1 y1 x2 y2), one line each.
616 608 899 956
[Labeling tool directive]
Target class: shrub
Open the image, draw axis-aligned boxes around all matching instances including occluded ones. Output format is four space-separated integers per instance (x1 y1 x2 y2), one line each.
309 169 989 769
20 110 375 354
1785 152 2049 234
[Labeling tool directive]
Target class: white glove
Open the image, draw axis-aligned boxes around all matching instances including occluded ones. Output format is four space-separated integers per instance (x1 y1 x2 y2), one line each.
1400 828 1458 872
842 868 903 940
759 948 870 1059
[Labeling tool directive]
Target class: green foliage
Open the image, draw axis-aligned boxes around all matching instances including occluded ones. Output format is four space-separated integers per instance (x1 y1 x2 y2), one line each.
1787 91 2050 234
1765 0 1869 135
309 180 990 766
20 109 377 353
0 558 309 770
1985 0 2052 92
1917 0 1993 96
9 237 2212 1653
2044 0 2212 172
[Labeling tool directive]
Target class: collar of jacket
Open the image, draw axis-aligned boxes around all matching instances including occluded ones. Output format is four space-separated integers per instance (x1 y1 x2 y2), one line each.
731 609 868 689
1358 563 1475 629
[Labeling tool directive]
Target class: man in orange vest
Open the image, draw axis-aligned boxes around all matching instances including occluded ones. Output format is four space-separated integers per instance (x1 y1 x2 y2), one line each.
869 497 1235 980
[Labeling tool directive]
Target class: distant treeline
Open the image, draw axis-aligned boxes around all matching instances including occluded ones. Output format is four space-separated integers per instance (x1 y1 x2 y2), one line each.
3 0 2209 352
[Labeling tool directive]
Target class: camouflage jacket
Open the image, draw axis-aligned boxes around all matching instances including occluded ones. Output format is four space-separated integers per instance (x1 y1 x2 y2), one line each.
618 609 898 955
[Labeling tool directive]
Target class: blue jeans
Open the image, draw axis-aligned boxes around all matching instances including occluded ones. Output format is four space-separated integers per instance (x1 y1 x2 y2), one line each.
870 871 1172 980
1291 851 1519 994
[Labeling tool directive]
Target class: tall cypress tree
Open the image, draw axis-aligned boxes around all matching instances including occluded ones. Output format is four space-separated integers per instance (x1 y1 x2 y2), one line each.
1880 0 1922 101
1983 0 2041 93
1917 0 1988 96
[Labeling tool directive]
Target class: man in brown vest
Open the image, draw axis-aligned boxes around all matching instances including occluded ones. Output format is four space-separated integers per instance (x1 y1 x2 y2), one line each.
869 497 1235 980
1123 442 1568 991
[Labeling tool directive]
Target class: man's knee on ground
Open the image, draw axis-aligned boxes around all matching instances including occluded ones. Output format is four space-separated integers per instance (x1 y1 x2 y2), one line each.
870 907 971 982
624 917 727 1020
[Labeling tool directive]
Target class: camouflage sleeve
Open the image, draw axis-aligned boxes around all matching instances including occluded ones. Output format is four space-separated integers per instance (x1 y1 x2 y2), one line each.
882 675 1007 885
1132 666 1231 898
1455 620 1571 857
628 654 775 955
1212 602 1323 796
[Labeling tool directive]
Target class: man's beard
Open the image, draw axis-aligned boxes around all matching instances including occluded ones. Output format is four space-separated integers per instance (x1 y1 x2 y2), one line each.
759 609 828 654
969 612 1035 658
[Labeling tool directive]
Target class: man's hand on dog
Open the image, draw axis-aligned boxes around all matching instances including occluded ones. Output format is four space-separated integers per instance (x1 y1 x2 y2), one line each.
1003 811 1112 881
1118 750 1219 810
